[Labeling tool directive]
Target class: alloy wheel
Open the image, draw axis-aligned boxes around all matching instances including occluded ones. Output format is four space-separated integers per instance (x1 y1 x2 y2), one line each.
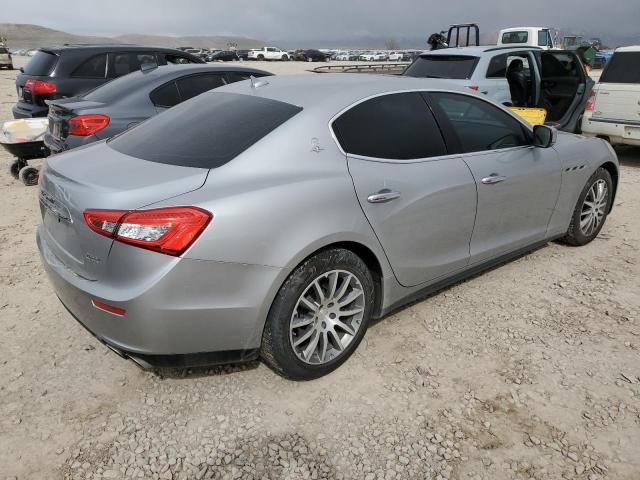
289 270 366 365
580 179 608 236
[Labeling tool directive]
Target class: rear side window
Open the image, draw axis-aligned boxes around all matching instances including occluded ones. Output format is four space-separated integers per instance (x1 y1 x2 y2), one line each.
176 74 226 101
404 55 478 80
22 50 58 76
108 52 156 78
150 81 181 108
428 92 529 153
501 31 528 44
487 54 530 78
226 71 267 82
332 92 447 160
108 92 302 168
600 52 640 83
72 54 107 78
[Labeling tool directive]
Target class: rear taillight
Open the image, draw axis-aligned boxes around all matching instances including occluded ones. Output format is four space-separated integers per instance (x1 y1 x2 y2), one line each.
24 79 56 95
466 85 480 91
586 89 598 111
83 207 212 256
68 114 110 136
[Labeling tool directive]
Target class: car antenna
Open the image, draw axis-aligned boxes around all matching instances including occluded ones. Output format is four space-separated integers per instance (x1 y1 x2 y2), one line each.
249 75 269 90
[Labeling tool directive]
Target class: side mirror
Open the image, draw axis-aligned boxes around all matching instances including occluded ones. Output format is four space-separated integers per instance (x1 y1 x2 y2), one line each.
19 67 24 73
533 125 557 148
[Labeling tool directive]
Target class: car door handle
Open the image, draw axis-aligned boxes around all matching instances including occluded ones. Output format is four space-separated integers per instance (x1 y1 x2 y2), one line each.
367 189 401 203
481 174 507 185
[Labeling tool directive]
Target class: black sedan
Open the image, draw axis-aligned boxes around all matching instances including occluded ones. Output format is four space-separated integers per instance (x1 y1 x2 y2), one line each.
44 64 271 154
208 50 240 62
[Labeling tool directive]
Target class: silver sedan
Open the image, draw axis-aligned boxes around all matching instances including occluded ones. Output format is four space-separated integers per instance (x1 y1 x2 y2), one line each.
37 74 619 379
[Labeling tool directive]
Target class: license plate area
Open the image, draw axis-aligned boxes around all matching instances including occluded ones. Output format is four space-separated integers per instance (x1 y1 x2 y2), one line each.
624 126 640 140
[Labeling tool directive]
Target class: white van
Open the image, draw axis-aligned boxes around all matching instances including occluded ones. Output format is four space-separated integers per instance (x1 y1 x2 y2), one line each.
497 27 554 50
581 46 640 146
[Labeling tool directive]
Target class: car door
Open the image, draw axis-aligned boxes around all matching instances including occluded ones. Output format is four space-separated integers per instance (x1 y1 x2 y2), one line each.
426 92 561 264
69 53 108 95
485 52 539 105
332 92 477 287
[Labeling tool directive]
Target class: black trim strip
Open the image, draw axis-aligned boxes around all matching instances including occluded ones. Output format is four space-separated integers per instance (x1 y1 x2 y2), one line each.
588 117 640 126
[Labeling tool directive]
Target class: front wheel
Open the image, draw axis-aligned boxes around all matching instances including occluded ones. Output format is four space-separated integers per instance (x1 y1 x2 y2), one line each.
19 165 39 186
261 248 375 380
562 167 613 246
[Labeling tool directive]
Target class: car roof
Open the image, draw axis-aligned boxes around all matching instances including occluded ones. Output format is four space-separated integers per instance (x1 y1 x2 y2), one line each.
615 45 640 52
107 63 270 86
423 46 541 57
217 73 473 114
41 44 191 53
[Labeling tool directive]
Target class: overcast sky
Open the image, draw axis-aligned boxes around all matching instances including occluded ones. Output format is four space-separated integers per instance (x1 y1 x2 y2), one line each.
3 0 639 45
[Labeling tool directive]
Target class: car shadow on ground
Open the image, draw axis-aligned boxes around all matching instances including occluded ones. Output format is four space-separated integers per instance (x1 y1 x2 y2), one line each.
153 360 262 380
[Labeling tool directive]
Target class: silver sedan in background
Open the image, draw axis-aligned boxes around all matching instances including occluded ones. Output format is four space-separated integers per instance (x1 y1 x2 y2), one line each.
37 75 619 379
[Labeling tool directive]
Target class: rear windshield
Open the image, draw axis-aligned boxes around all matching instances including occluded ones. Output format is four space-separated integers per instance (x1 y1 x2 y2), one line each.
600 52 640 83
404 55 478 80
501 31 529 44
109 92 302 168
22 50 59 76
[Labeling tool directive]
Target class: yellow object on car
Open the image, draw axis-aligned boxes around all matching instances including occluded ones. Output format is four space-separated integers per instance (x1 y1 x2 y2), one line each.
508 107 548 126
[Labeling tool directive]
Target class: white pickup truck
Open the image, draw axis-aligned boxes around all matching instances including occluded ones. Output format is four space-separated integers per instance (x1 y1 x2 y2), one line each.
247 47 289 61
497 27 555 50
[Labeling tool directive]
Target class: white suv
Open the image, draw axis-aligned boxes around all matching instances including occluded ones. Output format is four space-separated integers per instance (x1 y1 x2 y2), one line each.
581 46 640 146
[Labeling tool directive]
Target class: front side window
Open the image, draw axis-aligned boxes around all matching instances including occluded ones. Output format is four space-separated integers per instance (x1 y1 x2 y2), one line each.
428 92 529 153
72 54 107 78
538 31 552 47
332 92 447 160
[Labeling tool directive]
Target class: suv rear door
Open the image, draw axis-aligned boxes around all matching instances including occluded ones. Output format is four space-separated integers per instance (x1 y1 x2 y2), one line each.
592 51 640 124
534 50 592 130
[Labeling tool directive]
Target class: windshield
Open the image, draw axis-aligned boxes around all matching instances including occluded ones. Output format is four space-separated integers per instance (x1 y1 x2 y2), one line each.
109 92 302 168
404 55 479 80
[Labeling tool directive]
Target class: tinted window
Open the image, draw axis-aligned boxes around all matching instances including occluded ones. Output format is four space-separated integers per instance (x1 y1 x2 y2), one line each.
84 70 157 103
487 54 530 78
22 50 58 75
600 52 640 83
501 31 528 44
108 92 302 168
429 93 529 153
133 53 157 68
176 74 226 101
540 52 579 78
332 92 447 160
225 71 268 82
149 81 181 108
71 54 107 78
0 48 8 54
404 55 478 80
109 52 155 78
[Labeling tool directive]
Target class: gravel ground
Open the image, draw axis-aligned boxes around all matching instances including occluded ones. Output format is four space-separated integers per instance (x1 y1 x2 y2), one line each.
1 58 639 480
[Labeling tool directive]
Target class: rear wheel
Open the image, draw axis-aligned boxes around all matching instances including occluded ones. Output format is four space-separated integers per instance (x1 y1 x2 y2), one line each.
261 248 375 380
562 167 612 246
257 54 264 61
10 159 27 179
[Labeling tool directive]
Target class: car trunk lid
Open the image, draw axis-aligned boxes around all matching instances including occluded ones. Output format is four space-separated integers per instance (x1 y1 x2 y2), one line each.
46 99 105 143
592 83 640 123
38 142 208 281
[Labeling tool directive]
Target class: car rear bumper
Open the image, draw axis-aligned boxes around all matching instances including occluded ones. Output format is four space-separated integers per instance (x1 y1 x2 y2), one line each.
13 101 48 119
44 131 99 154
582 115 640 146
37 225 282 363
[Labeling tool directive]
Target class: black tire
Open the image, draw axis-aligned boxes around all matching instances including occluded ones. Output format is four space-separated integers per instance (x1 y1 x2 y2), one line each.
257 54 264 61
10 159 26 179
261 248 375 380
18 165 39 186
281 54 288 61
562 167 613 246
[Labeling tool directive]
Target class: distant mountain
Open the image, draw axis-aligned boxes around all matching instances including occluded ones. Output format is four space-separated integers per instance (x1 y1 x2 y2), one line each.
0 23 264 50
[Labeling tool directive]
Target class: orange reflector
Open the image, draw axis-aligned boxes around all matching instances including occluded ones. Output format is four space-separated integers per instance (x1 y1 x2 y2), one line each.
92 299 126 316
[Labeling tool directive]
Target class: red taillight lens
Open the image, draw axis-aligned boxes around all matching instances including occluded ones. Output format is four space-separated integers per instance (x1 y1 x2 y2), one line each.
24 79 56 95
466 85 480 91
68 114 110 136
84 207 212 256
585 89 598 111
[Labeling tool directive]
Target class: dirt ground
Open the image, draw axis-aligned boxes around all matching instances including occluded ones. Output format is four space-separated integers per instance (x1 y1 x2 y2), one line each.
1 57 639 480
